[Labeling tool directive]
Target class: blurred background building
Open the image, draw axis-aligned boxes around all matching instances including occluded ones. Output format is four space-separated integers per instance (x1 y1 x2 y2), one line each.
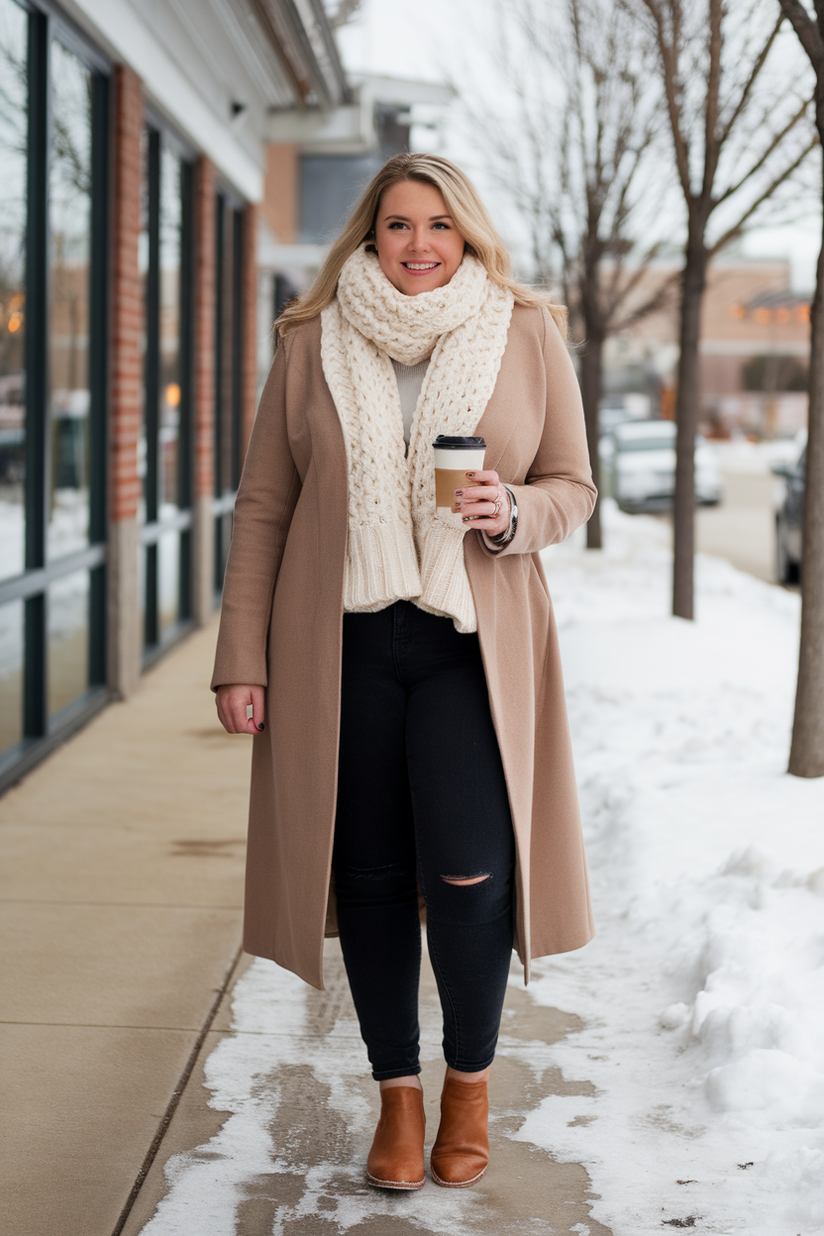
602 257 811 439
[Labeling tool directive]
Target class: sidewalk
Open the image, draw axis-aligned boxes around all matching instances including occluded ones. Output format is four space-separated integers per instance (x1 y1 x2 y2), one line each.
1 616 609 1236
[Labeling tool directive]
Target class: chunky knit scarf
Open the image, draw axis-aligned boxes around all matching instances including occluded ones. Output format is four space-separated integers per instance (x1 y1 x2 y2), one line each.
321 244 514 633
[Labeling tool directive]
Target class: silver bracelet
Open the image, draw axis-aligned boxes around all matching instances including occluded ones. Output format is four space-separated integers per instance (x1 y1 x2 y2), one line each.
489 485 518 547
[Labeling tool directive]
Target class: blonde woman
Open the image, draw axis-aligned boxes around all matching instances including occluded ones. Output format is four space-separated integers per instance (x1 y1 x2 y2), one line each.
213 154 595 1191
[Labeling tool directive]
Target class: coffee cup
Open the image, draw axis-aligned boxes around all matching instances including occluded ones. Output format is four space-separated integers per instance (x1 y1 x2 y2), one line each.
433 435 487 528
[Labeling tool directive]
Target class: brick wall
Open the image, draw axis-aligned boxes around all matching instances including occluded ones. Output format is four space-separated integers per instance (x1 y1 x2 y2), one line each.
193 157 216 501
110 65 143 525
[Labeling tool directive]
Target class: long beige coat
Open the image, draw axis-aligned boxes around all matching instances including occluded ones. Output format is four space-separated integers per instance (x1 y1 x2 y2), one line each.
212 303 597 990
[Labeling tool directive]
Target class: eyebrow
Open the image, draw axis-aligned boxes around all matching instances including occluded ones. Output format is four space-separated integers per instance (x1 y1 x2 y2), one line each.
383 213 453 222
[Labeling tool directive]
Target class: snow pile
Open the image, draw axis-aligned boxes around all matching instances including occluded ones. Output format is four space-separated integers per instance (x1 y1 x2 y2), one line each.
523 501 824 1234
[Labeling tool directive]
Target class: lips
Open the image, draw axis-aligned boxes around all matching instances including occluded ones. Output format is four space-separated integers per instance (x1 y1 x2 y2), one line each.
402 262 440 271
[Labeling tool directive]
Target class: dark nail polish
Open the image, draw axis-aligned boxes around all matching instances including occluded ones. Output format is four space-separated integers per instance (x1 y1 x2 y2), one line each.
257 723 265 731
466 472 475 478
455 488 464 497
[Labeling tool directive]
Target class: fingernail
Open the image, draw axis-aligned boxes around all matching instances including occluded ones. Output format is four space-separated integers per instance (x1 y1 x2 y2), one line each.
257 723 265 732
455 488 464 496
466 472 475 478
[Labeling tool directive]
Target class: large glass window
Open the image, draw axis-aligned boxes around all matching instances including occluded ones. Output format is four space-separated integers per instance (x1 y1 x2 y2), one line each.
0 0 27 584
47 39 92 562
213 191 243 593
139 125 192 657
0 2 108 787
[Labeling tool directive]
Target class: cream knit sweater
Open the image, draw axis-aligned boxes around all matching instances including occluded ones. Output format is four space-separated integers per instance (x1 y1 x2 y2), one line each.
321 245 514 633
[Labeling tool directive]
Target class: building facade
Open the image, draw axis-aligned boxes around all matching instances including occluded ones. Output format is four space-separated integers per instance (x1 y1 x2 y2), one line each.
603 257 811 437
0 0 348 791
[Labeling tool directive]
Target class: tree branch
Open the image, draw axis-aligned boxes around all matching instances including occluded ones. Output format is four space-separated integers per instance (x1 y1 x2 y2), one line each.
779 0 824 70
715 95 814 206
710 135 820 254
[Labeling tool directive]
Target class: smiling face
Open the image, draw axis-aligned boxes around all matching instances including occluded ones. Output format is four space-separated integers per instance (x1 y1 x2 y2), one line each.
373 179 466 296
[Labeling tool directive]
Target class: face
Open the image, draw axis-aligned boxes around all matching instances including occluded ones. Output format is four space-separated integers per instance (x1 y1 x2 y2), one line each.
373 180 466 296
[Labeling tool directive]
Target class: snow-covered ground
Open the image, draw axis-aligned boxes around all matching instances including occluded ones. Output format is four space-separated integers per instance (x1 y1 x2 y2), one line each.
141 500 823 1235
528 502 824 1234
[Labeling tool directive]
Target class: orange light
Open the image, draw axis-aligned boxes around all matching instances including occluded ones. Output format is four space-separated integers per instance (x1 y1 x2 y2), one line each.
755 308 771 325
728 302 746 320
165 382 181 407
798 304 810 323
776 307 791 325
8 314 21 333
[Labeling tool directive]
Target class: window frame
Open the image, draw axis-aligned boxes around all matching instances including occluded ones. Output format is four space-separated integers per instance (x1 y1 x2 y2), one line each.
0 0 110 793
139 117 196 665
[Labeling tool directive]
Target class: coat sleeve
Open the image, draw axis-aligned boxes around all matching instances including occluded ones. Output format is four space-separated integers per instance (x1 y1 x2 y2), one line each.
211 336 302 690
487 307 596 558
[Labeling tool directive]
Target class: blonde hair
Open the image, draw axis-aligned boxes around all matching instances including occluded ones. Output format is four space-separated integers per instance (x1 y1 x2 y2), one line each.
275 153 566 337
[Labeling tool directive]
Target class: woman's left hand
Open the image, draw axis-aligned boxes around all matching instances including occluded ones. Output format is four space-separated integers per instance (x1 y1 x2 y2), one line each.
452 469 511 537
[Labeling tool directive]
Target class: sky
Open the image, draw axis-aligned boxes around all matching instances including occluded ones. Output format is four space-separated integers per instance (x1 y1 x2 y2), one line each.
334 0 822 291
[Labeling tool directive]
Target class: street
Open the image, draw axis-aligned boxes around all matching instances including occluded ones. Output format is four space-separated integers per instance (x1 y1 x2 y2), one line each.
696 467 780 585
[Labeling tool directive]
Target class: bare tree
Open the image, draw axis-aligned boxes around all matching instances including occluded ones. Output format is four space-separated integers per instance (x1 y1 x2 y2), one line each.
459 0 677 548
632 0 816 618
772 0 824 778
327 0 362 30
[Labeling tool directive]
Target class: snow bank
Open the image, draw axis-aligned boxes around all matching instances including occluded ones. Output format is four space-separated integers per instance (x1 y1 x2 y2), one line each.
525 500 824 1234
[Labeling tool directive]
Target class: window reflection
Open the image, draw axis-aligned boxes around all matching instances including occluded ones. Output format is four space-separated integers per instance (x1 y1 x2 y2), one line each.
0 0 27 580
0 598 23 752
158 529 180 636
48 39 92 561
159 146 181 516
48 569 89 717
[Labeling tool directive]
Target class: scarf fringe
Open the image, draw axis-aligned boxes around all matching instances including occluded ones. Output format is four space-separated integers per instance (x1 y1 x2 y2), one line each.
343 521 422 613
416 520 478 634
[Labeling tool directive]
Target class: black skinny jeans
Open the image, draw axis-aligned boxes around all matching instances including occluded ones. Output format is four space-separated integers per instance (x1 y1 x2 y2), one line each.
332 601 515 1081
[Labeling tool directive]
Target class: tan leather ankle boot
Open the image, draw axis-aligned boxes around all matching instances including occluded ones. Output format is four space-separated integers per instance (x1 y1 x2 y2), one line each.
366 1086 426 1190
430 1074 489 1187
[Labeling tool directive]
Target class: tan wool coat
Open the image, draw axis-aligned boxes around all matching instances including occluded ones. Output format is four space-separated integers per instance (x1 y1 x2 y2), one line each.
212 302 597 990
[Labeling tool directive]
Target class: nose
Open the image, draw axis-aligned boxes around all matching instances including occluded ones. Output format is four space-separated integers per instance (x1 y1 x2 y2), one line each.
407 225 432 252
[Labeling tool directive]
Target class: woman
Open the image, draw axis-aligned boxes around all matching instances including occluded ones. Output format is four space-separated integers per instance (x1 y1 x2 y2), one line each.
212 153 595 1192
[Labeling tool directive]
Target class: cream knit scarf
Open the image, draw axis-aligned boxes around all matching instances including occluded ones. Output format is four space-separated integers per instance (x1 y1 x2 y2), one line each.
321 244 514 633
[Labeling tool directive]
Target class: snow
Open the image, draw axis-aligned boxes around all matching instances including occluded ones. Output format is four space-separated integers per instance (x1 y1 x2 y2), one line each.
527 502 824 1234
140 499 824 1235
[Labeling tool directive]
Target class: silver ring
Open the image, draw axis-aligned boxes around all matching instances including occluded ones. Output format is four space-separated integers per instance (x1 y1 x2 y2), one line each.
492 497 502 517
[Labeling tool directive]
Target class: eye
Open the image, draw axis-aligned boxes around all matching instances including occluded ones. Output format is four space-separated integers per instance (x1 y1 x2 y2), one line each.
388 221 408 230
432 222 450 229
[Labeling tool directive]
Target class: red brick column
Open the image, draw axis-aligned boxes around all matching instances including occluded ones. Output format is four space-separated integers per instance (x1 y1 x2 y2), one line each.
111 64 142 525
191 157 217 624
240 202 258 461
108 65 143 696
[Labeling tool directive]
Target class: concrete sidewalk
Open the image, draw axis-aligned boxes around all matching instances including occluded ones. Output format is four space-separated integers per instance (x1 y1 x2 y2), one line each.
1 617 610 1236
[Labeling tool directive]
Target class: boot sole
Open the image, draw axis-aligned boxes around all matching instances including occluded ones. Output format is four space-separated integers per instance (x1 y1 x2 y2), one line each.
367 1172 425 1190
430 1163 487 1188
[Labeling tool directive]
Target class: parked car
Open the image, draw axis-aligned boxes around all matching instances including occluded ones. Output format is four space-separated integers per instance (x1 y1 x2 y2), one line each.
610 419 722 512
773 448 805 584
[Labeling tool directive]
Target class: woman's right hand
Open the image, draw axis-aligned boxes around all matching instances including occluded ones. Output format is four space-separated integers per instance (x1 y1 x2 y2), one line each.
215 684 265 734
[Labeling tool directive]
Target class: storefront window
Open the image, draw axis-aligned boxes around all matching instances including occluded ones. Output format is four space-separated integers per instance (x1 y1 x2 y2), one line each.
47 38 92 562
139 124 192 656
213 192 243 591
0 0 27 585
0 4 107 785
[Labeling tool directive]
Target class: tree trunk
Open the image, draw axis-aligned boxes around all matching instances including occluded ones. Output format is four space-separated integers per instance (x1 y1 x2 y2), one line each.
579 335 604 549
788 147 824 776
672 235 708 619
